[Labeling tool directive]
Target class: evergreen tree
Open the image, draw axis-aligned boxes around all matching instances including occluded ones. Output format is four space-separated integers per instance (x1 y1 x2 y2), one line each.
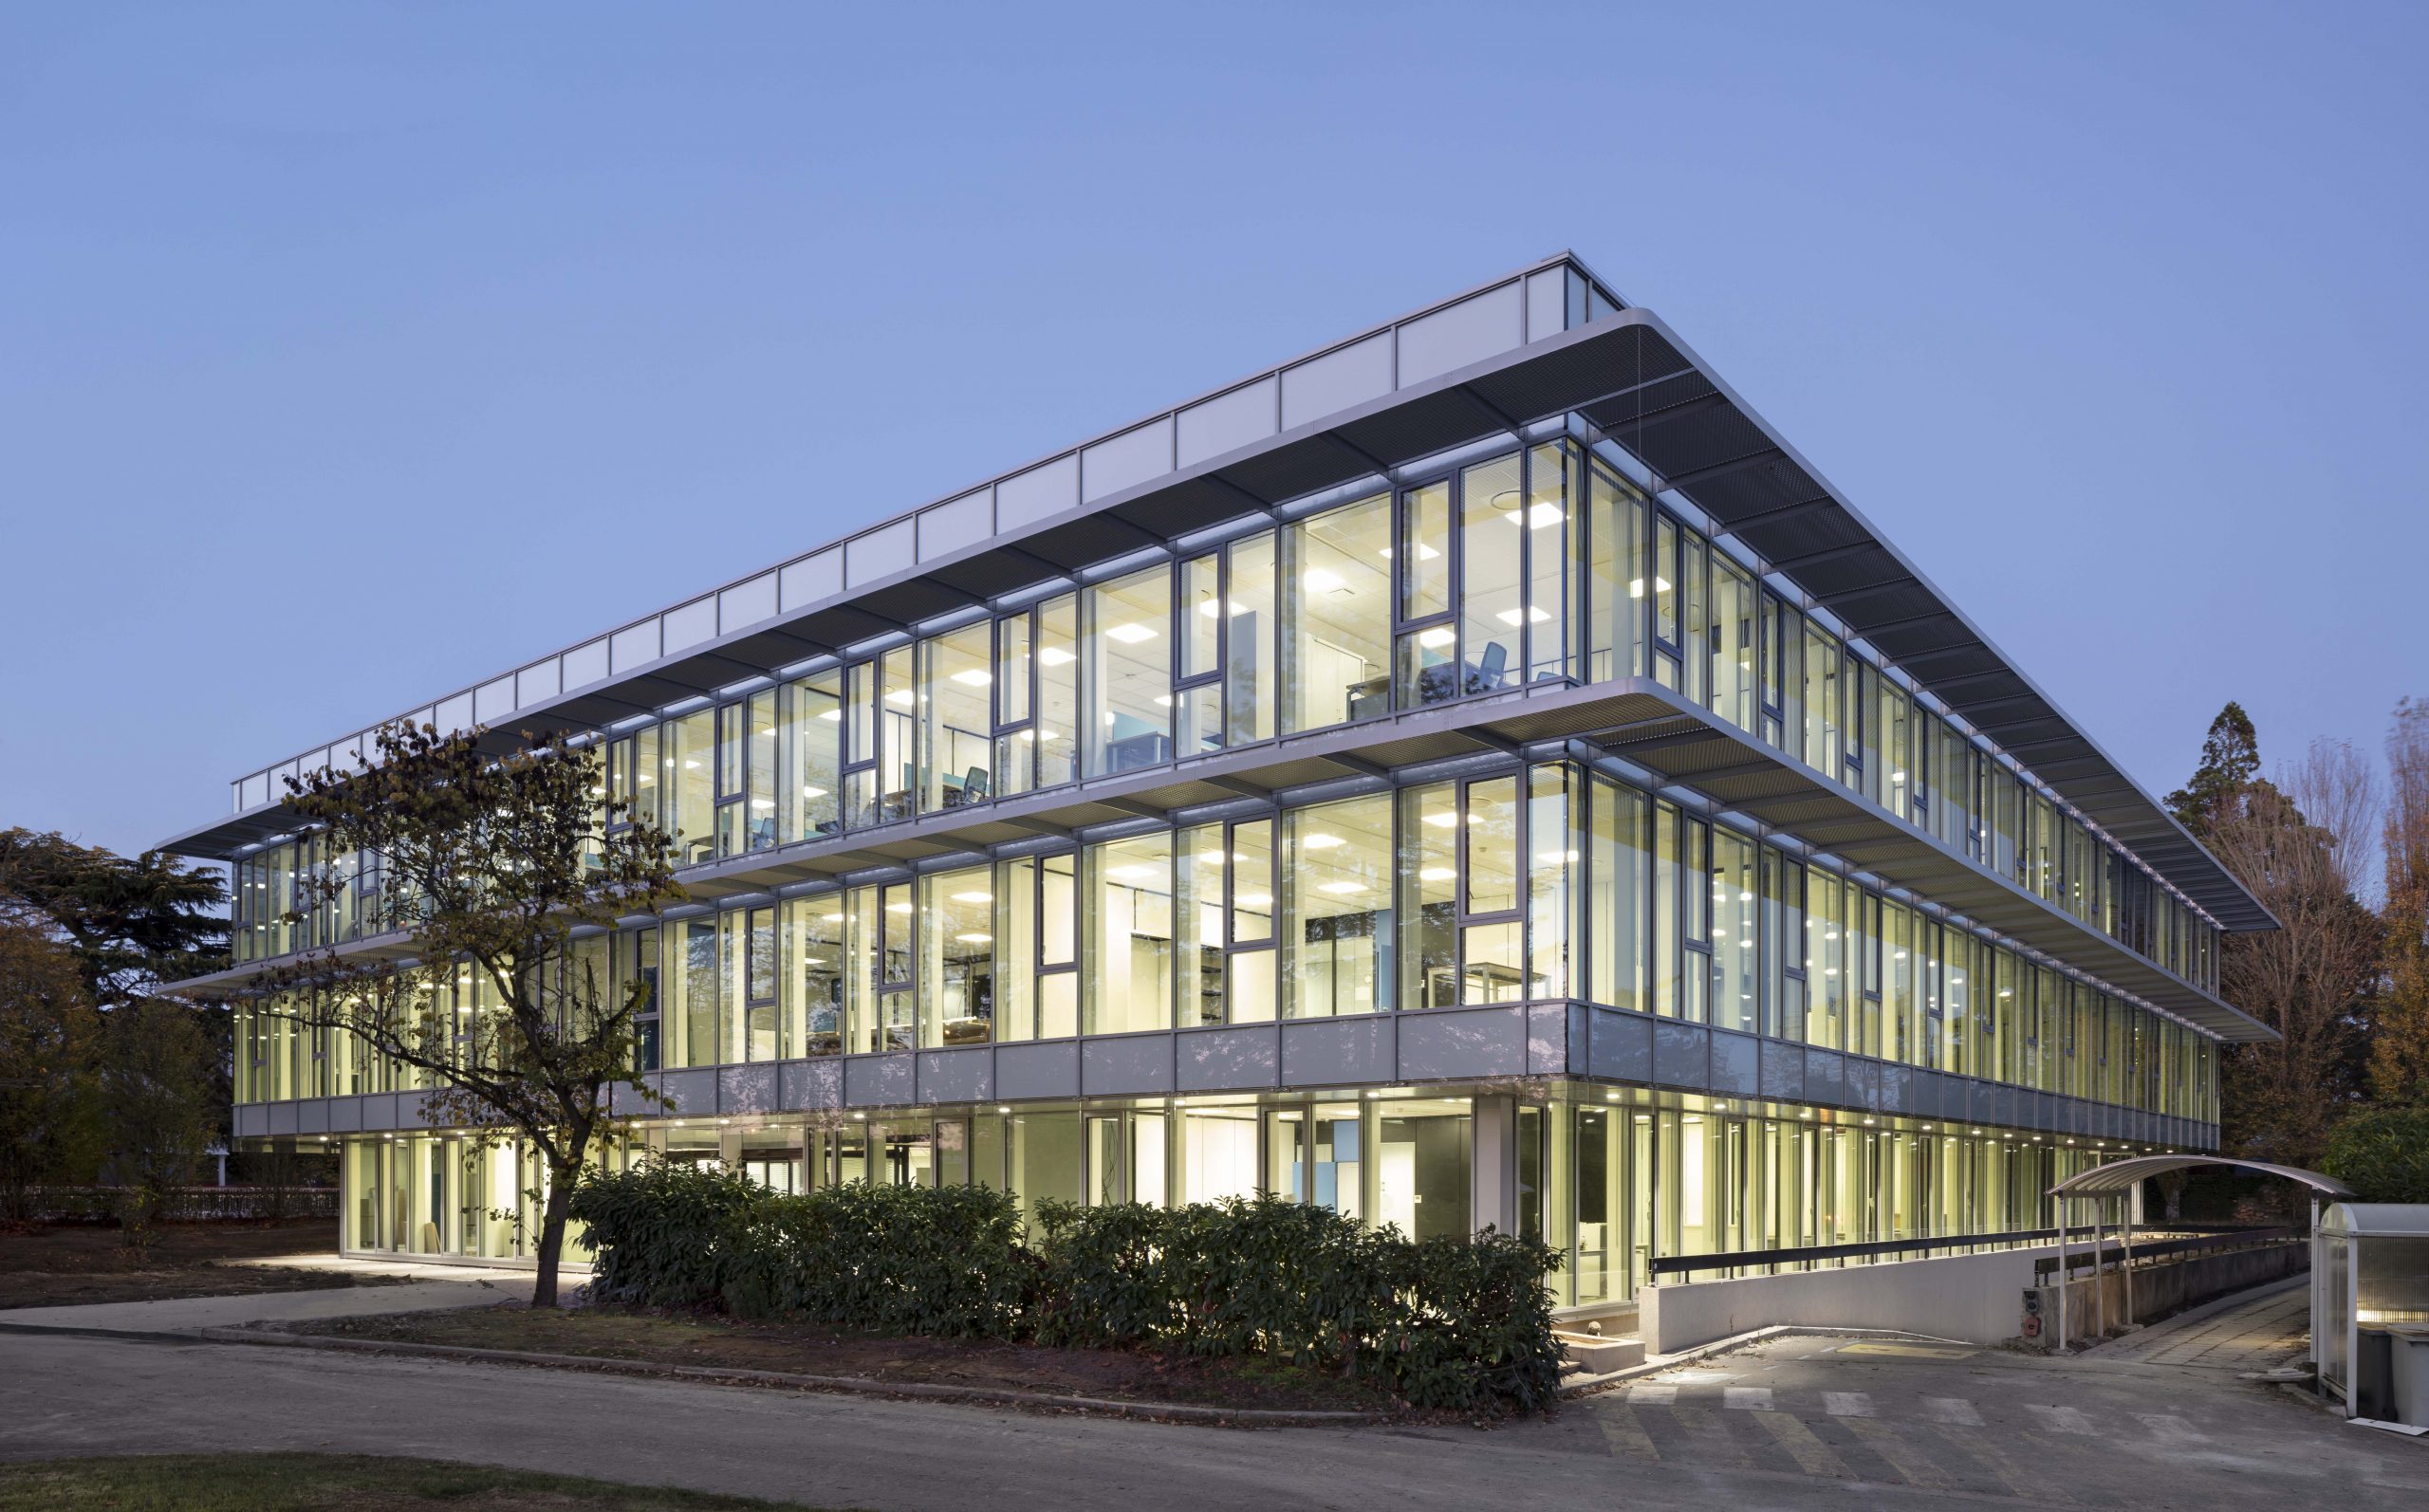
2166 702 2261 839
0 830 230 1008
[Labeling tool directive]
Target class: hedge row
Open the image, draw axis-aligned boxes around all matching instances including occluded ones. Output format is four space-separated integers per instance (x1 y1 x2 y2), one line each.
568 1161 1566 1413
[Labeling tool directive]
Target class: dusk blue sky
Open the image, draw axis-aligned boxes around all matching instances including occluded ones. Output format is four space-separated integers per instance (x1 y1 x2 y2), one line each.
5 3 2423 874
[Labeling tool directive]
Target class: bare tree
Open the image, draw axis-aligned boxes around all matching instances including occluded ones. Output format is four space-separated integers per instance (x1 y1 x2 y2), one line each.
2207 739 2383 1169
2371 698 2429 1103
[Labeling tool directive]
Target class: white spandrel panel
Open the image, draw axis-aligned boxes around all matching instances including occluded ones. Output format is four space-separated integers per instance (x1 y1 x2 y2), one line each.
1396 282 1523 387
1281 333 1392 432
1081 420 1173 503
1177 376 1277 469
994 454 1079 531
564 638 610 691
719 572 778 634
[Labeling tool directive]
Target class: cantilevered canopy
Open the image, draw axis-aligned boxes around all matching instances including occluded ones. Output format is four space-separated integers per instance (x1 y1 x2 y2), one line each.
2047 1155 2351 1199
160 296 2276 939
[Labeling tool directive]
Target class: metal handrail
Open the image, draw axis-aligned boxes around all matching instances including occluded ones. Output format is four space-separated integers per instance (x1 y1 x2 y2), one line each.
1644 1223 2294 1282
1647 1226 2095 1279
2032 1225 2298 1281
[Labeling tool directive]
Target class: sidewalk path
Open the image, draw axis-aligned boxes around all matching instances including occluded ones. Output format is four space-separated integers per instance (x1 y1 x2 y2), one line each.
0 1257 519 1336
2094 1276 2311 1370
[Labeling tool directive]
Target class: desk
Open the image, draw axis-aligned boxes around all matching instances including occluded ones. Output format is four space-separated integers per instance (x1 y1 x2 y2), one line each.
1104 731 1173 773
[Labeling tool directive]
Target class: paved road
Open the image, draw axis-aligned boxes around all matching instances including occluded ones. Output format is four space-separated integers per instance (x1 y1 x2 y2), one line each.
5 1318 2425 1512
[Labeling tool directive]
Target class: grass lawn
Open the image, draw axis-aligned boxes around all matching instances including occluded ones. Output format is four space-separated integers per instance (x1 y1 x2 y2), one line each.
0 1453 832 1510
306 1303 1400 1413
0 1220 398 1309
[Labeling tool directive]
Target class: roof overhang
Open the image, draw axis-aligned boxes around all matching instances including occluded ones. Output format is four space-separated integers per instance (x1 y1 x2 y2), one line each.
166 672 2273 1043
160 306 2271 937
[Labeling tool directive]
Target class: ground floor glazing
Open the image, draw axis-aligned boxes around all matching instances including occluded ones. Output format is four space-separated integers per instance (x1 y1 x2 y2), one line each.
322 1079 2129 1312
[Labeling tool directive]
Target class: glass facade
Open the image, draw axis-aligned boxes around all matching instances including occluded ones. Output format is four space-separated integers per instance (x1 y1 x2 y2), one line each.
229 435 2226 1000
206 286 2258 1309
236 753 2221 1125
333 1090 2115 1314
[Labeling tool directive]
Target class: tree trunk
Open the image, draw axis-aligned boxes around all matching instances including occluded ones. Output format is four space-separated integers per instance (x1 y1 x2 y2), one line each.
532 1166 577 1309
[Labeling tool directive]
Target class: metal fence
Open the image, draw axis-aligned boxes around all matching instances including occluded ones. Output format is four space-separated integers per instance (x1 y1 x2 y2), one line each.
17 1186 339 1223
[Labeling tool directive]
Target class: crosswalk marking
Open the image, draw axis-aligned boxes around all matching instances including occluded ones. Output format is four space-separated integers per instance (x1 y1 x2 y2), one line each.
1919 1396 1983 1426
1753 1409 1856 1477
1843 1415 1958 1490
2026 1405 2098 1434
1597 1404 1660 1460
1930 1426 2075 1503
1723 1386 1773 1411
1626 1383 1676 1404
1822 1391 1874 1417
1667 1406 1754 1470
2138 1413 2206 1443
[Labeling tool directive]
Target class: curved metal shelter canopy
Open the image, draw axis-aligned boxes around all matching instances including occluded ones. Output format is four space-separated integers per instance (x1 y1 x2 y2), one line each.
2046 1154 2351 1199
2041 1155 2345 1354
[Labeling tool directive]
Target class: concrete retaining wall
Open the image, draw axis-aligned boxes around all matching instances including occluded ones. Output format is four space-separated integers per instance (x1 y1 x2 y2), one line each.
1641 1245 2055 1353
2022 1243 2308 1351
1641 1239 2308 1355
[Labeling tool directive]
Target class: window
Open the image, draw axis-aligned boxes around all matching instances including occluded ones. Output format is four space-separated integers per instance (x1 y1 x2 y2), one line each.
1585 459 1647 682
862 883 915 1053
1710 554 1756 732
1400 782 1459 1011
992 612 1034 799
786 671 842 841
993 854 1079 1042
1227 821 1277 1023
1393 481 1455 707
1036 594 1080 788
665 709 714 864
1710 827 1758 1033
786 898 844 1056
1586 773 1645 1013
1528 765 1573 1000
1285 494 1390 732
1224 533 1276 745
920 866 994 1046
1526 444 1571 684
1086 833 1174 1034
714 691 778 857
1176 554 1223 757
921 623 992 814
1461 778 1526 1004
1284 793 1393 1016
1086 565 1172 778
723 906 778 1061
1458 453 1525 696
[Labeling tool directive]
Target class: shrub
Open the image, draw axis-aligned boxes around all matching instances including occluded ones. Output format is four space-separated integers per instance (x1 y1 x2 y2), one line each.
723 1180 1032 1337
1383 1228 1566 1414
572 1161 1565 1413
2323 1106 2429 1204
567 1158 759 1306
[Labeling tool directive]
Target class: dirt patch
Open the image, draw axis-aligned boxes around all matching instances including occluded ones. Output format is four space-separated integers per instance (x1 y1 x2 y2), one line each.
304 1303 1407 1414
0 1219 399 1309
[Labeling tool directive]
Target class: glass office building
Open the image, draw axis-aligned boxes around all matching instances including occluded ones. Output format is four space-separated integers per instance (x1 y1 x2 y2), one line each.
169 254 2276 1314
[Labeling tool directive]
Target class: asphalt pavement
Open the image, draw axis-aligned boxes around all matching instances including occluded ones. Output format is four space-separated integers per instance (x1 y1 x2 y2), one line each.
2 1281 2422 1511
